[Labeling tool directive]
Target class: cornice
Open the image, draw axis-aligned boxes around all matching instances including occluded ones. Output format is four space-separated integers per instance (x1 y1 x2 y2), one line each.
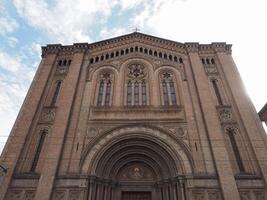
41 32 232 57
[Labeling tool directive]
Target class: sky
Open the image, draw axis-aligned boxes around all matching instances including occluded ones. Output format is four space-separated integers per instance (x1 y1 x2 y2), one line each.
0 0 267 153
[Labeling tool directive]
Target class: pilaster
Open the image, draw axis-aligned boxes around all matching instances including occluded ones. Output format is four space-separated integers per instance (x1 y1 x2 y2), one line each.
34 49 85 200
186 44 240 200
0 53 57 199
216 51 267 184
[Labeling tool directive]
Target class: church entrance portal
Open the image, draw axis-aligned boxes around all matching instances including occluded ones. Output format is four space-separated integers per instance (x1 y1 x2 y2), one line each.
85 132 189 200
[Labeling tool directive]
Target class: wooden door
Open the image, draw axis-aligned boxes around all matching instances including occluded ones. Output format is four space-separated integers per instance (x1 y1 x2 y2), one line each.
121 192 151 200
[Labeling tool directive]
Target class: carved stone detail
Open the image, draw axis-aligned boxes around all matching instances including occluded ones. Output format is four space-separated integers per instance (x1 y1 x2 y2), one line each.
55 66 68 76
254 191 265 200
192 190 205 200
204 66 218 75
87 127 98 137
40 107 56 123
118 164 154 181
69 190 81 200
240 191 251 200
168 127 187 138
24 191 36 200
217 106 234 123
6 190 23 200
128 64 146 79
52 190 66 200
208 191 220 200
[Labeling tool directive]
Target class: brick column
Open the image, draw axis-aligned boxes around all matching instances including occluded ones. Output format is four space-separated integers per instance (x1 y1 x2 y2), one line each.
216 50 267 184
34 49 85 200
186 43 240 200
0 52 56 199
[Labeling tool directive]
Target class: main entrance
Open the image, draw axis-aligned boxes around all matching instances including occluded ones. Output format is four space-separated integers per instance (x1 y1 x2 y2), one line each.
83 127 192 200
121 192 151 200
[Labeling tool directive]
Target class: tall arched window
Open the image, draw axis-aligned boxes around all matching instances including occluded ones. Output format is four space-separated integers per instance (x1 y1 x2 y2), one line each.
160 71 178 106
51 81 62 106
30 129 47 172
141 80 147 106
96 72 114 107
169 80 177 105
127 80 132 106
134 81 139 106
126 64 148 107
211 79 223 105
105 80 111 106
162 79 169 106
97 80 104 107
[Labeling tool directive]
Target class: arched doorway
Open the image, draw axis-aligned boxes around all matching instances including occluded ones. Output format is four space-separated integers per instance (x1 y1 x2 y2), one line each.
82 126 192 200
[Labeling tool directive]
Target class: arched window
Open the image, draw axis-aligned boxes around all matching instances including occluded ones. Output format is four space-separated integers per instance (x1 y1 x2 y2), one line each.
97 72 114 107
126 64 148 107
134 81 139 106
51 81 62 106
97 80 104 107
30 129 47 172
161 71 178 106
105 80 111 106
162 79 169 106
127 80 132 106
211 79 223 105
169 80 177 105
141 80 147 106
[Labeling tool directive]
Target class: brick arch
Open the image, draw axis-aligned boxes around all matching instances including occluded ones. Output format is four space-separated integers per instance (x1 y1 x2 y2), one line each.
118 57 156 106
80 125 194 177
155 66 184 106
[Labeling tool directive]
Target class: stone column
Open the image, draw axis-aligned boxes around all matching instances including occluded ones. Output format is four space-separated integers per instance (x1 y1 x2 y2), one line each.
34 48 86 200
185 43 240 200
215 48 267 184
0 50 57 199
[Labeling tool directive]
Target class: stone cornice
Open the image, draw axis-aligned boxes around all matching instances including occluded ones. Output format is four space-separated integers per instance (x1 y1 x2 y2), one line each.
41 32 232 57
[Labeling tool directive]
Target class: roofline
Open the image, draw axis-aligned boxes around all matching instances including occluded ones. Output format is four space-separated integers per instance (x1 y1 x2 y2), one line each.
259 103 267 117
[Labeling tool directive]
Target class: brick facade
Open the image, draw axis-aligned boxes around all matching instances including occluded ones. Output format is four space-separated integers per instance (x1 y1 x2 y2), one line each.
0 32 267 200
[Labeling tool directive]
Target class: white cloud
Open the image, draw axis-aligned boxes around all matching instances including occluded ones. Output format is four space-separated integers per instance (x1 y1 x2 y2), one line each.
0 51 23 72
100 27 128 39
0 4 19 36
0 48 37 153
13 0 120 43
131 0 267 111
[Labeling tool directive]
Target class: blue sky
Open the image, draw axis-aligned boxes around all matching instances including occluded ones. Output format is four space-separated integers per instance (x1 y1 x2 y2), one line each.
0 0 267 152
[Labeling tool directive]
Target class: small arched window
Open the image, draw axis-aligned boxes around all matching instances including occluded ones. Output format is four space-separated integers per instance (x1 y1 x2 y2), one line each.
97 80 104 107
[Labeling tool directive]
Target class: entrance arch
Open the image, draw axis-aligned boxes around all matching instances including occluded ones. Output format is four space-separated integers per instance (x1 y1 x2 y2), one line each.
81 125 192 200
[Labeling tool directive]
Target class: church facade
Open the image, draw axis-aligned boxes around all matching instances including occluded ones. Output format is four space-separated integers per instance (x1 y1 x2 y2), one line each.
0 32 267 200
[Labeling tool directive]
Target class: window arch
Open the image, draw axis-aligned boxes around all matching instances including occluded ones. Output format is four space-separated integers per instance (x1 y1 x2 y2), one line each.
125 64 148 106
160 71 178 106
96 71 114 107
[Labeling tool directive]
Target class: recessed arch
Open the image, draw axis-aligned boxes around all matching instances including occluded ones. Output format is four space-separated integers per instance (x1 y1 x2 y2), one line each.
80 124 194 176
